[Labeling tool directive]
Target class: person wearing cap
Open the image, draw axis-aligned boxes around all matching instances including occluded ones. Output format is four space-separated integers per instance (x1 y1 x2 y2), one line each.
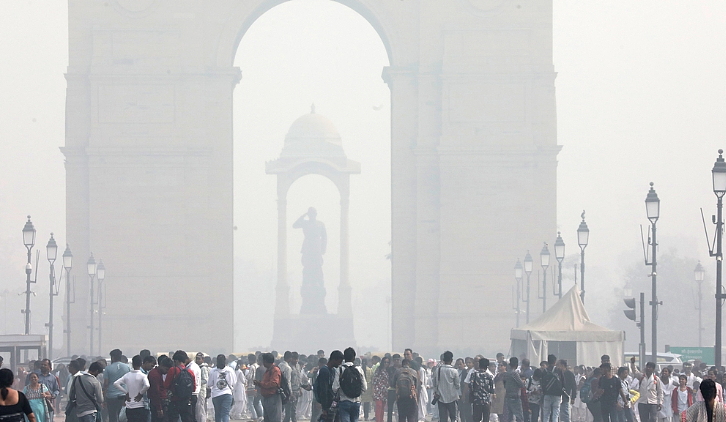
104 349 131 422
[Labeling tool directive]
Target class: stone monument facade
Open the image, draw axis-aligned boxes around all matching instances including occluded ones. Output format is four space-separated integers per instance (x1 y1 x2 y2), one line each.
64 0 558 354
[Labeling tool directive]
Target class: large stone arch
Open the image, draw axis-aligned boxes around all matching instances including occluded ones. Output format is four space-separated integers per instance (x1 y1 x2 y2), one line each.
64 0 558 356
214 0 401 67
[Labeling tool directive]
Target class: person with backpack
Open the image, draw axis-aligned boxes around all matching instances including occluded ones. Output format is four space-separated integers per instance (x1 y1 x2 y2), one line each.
393 359 419 422
333 348 367 422
314 351 344 422
207 355 237 422
68 362 105 422
526 369 543 422
470 358 495 422
541 355 564 422
254 353 282 422
572 366 588 422
163 351 197 422
558 360 577 422
585 367 604 422
630 361 662 422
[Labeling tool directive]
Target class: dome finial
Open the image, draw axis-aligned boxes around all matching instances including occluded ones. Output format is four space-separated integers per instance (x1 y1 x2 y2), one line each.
311 103 316 114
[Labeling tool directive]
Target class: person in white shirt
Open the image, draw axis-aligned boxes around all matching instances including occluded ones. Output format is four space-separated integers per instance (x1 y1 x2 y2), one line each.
682 364 702 390
245 354 263 422
185 354 202 422
195 353 209 422
112 355 150 422
630 360 663 422
208 355 237 422
332 348 368 422
231 364 247 419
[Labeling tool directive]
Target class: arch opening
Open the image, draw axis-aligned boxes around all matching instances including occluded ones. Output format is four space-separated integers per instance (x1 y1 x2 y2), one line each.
231 0 392 350
219 0 395 67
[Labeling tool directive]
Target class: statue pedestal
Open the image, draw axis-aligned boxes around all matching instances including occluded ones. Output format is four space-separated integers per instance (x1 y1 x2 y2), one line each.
271 313 355 353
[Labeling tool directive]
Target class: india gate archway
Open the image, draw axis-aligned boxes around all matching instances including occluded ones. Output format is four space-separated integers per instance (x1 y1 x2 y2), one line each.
64 0 558 355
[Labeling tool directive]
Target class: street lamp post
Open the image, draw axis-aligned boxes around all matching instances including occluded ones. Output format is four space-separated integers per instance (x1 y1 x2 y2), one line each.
62 245 73 356
645 182 661 364
46 234 58 359
22 216 36 335
711 150 726 368
540 243 550 313
554 232 565 299
577 211 589 302
695 261 705 347
524 251 533 324
97 260 105 354
87 254 97 356
514 260 523 328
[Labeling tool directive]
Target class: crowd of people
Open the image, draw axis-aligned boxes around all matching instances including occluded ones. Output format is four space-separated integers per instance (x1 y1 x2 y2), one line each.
2 350 726 422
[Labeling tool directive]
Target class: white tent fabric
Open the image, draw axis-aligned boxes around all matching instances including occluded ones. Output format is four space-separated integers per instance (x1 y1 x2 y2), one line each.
510 285 624 367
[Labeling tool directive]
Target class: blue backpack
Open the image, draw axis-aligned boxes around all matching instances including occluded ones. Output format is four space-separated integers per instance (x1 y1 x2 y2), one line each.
580 378 594 404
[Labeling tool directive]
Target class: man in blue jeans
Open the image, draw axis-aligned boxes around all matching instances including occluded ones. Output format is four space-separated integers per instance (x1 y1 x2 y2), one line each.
333 347 367 422
542 355 563 422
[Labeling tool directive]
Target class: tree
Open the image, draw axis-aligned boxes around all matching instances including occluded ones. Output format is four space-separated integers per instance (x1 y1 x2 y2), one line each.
609 248 714 352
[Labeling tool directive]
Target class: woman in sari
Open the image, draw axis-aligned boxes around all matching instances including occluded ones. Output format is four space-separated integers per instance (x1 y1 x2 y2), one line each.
22 373 49 422
686 379 726 422
373 357 391 422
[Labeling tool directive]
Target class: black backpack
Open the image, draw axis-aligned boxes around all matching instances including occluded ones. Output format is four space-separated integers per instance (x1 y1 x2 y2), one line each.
542 368 563 396
278 369 292 404
339 365 363 399
172 366 195 400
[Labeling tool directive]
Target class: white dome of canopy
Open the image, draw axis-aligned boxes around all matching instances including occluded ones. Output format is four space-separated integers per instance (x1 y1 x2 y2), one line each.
281 105 345 157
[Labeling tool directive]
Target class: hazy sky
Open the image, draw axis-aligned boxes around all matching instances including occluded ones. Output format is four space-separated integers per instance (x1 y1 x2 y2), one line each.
0 0 724 352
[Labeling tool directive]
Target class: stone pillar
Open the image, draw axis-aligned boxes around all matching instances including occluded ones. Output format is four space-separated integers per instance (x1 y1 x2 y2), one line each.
62 72 92 356
383 66 419 350
275 190 289 318
338 183 352 317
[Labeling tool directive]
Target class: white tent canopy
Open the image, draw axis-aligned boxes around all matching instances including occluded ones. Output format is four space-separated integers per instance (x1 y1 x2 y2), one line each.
510 285 624 368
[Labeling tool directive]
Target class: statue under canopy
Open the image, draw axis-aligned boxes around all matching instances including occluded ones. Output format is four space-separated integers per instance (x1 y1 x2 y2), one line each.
293 207 328 314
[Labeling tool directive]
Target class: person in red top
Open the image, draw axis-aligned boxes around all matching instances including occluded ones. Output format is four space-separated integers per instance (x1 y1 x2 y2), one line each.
672 374 694 418
164 351 196 422
148 357 171 422
254 353 282 422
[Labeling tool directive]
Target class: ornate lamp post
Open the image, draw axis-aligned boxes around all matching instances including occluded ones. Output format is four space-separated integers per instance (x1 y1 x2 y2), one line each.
524 251 533 324
540 243 550 313
97 260 105 354
645 182 660 364
577 211 589 302
695 261 705 347
514 259 523 327
712 150 726 368
62 245 73 356
87 254 97 356
22 216 36 335
46 234 58 359
554 232 565 299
